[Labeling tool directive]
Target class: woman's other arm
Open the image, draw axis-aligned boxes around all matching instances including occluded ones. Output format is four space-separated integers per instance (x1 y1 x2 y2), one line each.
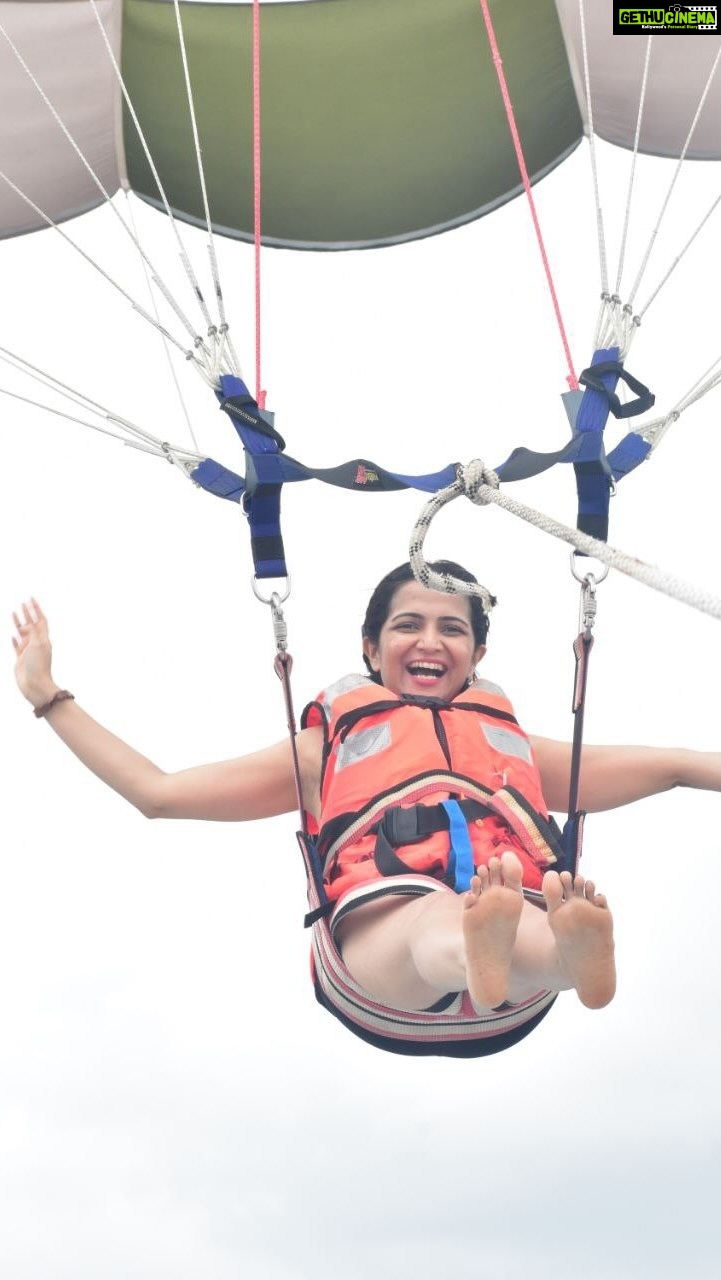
531 734 721 814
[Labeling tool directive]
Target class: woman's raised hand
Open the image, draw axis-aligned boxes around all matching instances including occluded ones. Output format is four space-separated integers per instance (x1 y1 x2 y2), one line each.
12 599 57 707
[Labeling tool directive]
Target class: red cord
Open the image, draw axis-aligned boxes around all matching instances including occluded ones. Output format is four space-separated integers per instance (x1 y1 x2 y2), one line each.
477 0 578 391
252 0 266 408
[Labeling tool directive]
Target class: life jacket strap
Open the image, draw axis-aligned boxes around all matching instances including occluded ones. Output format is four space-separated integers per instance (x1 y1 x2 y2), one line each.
373 791 567 889
374 797 494 889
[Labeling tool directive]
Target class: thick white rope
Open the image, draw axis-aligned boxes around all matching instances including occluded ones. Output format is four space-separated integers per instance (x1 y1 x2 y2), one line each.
409 461 721 622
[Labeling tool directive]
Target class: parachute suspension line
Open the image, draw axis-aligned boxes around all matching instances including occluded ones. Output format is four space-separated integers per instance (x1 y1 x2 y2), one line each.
614 35 653 298
0 12 214 371
576 0 609 297
121 191 199 452
0 171 209 366
169 0 238 369
476 0 578 391
593 294 638 359
636 188 721 319
253 0 266 409
0 385 156 451
408 461 721 623
88 0 239 381
0 345 202 461
614 352 721 455
627 42 721 310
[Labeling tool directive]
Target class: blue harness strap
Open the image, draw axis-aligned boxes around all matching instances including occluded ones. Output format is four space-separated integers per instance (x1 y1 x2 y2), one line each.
572 347 655 541
215 373 288 578
187 360 654 577
440 799 475 893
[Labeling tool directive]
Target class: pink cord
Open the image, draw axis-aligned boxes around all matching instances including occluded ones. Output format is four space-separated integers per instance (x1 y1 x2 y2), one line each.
252 0 266 408
477 0 578 391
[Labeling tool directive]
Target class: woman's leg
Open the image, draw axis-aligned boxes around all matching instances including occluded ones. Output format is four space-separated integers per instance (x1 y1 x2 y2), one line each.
336 852 616 1012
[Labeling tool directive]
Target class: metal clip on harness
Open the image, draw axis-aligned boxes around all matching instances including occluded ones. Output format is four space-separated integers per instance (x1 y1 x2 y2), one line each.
563 555 607 875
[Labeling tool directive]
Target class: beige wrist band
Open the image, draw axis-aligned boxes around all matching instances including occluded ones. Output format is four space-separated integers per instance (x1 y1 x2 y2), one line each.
34 690 75 719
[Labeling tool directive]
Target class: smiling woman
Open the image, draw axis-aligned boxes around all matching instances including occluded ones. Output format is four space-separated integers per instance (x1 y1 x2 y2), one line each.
13 560 721 1059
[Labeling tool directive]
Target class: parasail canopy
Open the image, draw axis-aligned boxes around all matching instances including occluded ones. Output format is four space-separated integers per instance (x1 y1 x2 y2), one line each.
1 0 719 249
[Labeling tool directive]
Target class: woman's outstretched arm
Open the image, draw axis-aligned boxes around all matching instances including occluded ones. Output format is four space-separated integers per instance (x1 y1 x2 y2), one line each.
12 599 321 822
531 734 721 815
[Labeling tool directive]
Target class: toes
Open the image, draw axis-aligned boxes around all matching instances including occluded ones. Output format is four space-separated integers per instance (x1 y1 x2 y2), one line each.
487 856 502 887
466 873 482 906
542 870 564 910
572 874 586 899
499 850 524 891
559 871 574 899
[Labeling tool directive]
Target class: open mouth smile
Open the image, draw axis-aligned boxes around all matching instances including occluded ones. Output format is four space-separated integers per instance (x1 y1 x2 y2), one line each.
406 662 448 683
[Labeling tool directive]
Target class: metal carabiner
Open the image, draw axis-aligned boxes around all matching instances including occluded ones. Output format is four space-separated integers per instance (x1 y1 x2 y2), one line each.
579 574 598 638
251 576 291 653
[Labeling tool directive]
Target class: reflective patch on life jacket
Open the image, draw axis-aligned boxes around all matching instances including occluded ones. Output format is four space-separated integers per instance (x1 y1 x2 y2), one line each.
471 678 506 695
481 722 533 763
335 722 391 772
316 673 373 723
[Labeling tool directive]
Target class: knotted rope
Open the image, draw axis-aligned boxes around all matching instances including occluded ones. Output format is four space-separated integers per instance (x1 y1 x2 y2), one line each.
409 461 721 622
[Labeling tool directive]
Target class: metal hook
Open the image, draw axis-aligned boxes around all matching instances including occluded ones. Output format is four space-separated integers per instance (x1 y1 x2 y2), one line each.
251 576 291 652
269 592 289 653
579 574 598 638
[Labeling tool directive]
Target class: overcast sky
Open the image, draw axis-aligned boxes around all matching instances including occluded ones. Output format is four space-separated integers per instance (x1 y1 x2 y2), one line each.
1 17 721 1280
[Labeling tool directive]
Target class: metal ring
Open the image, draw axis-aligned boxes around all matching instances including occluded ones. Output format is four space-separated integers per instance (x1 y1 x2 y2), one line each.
251 574 291 605
570 552 609 586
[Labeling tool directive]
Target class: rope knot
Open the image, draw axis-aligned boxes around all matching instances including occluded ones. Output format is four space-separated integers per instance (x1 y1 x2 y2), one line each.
458 459 499 504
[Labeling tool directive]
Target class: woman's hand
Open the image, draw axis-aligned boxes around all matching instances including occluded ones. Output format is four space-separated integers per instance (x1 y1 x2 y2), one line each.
12 598 59 709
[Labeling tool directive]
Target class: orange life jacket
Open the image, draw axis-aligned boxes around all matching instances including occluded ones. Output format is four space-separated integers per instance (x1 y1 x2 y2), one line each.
303 674 563 902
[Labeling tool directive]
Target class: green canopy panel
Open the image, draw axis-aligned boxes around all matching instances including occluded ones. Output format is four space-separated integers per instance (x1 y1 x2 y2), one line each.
122 0 582 248
0 0 719 247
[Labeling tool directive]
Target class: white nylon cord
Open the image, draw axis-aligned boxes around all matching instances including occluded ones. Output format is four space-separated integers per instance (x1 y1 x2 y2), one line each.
410 462 721 622
170 0 233 347
0 345 193 455
122 191 200 450
0 385 154 448
577 0 608 297
0 170 203 362
90 0 242 383
0 15 213 363
0 349 208 489
637 188 721 318
594 294 638 358
614 35 653 297
627 43 721 308
88 0 219 339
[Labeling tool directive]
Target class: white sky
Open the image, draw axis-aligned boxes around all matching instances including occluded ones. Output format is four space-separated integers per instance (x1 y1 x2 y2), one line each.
1 23 721 1280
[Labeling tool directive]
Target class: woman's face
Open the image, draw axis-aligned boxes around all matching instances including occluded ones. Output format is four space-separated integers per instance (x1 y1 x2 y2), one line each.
362 580 486 701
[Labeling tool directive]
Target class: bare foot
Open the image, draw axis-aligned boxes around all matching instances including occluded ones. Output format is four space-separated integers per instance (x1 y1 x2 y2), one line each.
543 870 616 1009
462 851 525 1008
